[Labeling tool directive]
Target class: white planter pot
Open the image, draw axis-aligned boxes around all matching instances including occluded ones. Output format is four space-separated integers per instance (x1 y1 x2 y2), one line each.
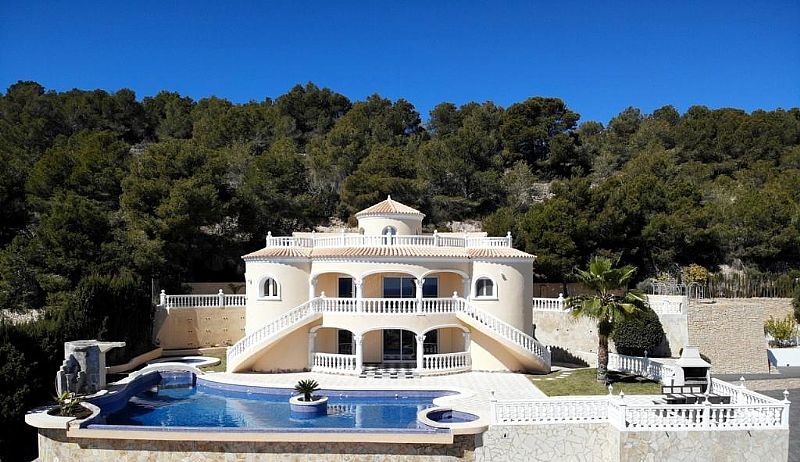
289 395 328 418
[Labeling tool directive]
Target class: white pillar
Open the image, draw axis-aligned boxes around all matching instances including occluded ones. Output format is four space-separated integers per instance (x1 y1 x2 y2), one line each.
416 334 426 374
463 331 471 352
218 289 225 307
462 277 470 300
308 331 317 370
415 278 424 314
308 277 317 300
159 289 166 307
354 334 364 373
355 279 363 313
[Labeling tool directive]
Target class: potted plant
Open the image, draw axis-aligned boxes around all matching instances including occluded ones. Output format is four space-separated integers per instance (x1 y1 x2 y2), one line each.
48 392 92 419
289 379 327 418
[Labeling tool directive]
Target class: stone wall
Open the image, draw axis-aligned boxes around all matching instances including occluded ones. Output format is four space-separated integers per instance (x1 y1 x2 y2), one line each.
476 423 615 461
687 298 794 374
618 429 788 462
533 295 689 365
36 425 789 462
38 429 477 462
152 306 245 350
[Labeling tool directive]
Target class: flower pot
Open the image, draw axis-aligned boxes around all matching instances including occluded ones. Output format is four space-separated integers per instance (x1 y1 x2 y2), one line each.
289 395 328 418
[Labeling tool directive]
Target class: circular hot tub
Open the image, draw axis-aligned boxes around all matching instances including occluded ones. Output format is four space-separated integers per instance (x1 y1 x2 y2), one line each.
425 408 479 424
417 407 487 435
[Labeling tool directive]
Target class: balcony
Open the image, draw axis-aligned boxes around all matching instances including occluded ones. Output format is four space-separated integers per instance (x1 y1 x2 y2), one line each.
264 231 513 249
310 351 471 376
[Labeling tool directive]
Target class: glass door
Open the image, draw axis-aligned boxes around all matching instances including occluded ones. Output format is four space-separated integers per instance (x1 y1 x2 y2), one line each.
382 329 416 362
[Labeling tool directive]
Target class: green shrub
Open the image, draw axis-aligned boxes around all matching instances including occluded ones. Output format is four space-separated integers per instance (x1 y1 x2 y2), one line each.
611 306 666 356
764 315 797 347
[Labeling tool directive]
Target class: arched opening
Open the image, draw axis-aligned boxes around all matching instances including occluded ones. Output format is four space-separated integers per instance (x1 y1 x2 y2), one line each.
259 276 280 299
474 277 496 299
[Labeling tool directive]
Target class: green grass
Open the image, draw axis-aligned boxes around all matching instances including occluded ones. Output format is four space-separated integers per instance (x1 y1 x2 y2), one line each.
198 350 227 373
530 368 661 396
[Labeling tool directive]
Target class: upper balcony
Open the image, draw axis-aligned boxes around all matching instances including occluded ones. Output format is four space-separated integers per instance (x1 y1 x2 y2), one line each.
263 231 513 249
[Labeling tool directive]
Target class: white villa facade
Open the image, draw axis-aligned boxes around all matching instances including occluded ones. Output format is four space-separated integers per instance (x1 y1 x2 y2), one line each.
225 196 551 375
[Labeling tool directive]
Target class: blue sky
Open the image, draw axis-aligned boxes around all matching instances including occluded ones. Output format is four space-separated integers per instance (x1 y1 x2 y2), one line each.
1 1 798 124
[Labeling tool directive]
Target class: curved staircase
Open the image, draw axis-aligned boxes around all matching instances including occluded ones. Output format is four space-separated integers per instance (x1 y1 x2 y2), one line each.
226 297 550 373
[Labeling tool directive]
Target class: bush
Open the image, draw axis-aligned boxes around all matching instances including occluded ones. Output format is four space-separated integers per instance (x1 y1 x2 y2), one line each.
793 285 800 323
611 307 666 356
764 315 797 347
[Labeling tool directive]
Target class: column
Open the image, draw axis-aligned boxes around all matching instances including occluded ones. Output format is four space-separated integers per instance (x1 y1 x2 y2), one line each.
308 331 317 370
308 277 317 300
354 334 364 373
355 279 364 313
462 331 471 352
416 334 426 374
461 277 470 300
415 278 424 314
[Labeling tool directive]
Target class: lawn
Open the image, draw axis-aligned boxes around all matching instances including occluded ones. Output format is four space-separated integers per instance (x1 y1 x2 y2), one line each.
198 350 227 373
531 368 662 396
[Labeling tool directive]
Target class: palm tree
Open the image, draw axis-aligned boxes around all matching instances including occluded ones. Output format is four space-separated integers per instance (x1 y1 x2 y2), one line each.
565 256 647 383
294 379 321 402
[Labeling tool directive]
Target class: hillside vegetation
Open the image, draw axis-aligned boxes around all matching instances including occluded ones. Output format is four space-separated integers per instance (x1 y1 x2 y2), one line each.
0 81 799 460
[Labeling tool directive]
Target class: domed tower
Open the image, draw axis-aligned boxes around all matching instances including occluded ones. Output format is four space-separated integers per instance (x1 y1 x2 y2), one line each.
355 195 424 235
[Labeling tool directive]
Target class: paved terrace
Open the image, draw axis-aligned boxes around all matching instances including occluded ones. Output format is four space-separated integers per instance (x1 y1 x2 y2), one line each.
203 371 545 418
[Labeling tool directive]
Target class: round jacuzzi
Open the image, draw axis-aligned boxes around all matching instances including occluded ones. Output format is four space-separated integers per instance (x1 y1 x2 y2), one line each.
425 409 479 424
417 407 487 435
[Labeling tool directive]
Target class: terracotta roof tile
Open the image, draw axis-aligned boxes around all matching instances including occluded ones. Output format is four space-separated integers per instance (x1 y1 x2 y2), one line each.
468 248 536 259
242 247 312 259
355 196 424 217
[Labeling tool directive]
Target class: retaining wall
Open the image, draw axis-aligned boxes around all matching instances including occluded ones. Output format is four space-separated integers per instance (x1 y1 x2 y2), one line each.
687 298 794 374
152 306 246 350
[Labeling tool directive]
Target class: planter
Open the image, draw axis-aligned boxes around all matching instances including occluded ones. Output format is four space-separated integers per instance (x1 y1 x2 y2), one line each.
47 405 93 420
289 395 328 418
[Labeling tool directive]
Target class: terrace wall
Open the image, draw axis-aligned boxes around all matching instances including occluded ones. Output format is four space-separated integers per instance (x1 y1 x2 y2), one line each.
687 298 794 374
152 306 246 350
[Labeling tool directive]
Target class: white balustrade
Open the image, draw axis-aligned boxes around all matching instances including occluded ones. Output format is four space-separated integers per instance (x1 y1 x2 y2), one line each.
420 298 461 314
162 292 246 309
494 379 790 430
311 352 358 374
493 397 610 424
459 298 551 365
532 294 565 311
226 298 320 365
317 297 358 313
421 351 471 374
261 234 513 249
360 298 418 314
608 353 676 384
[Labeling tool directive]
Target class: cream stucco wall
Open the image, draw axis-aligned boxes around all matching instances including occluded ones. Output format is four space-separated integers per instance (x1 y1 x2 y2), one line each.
251 320 320 372
357 215 423 235
244 260 311 335
152 306 245 350
470 260 533 335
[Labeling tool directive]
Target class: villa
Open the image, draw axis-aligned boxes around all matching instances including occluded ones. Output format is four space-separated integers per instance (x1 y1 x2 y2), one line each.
24 197 792 462
227 195 550 376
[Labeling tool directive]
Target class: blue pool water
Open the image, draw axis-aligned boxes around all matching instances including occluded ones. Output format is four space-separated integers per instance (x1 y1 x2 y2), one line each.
95 372 454 431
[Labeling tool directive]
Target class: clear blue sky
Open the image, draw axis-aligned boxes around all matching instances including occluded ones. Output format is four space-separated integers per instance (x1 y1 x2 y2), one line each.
1 1 798 124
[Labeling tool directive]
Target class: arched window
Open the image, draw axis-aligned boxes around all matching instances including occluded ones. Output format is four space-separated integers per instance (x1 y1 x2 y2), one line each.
382 226 397 236
261 277 280 299
474 277 495 299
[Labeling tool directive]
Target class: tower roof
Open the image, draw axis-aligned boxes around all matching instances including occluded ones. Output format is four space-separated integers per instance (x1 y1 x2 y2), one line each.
355 195 425 218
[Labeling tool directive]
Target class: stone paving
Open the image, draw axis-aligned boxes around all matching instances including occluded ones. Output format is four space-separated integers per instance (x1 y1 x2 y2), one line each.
204 370 545 417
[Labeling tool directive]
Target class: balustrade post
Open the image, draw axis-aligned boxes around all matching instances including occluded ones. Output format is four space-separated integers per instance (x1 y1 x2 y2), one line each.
416 334 425 374
218 289 225 307
355 280 363 313
490 391 497 424
506 231 513 247
433 230 439 246
354 334 363 374
308 331 317 370
557 293 564 310
415 279 424 314
616 392 627 429
782 390 791 428
159 289 166 307
266 231 272 246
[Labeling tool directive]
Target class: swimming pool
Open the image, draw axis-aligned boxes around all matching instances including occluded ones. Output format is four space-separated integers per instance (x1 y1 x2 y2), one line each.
88 371 456 432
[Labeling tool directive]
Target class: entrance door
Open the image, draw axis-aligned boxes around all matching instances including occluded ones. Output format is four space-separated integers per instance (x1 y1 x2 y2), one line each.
382 329 416 362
